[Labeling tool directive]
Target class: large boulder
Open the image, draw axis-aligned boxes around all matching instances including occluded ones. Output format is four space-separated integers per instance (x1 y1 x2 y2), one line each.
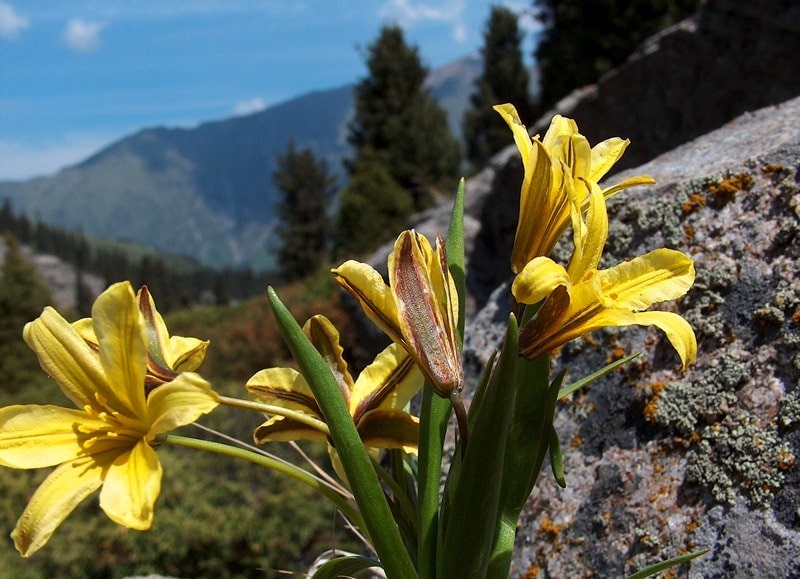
460 96 800 577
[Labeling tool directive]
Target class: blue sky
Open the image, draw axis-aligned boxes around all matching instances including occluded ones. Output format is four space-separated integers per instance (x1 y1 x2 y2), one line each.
0 1 540 181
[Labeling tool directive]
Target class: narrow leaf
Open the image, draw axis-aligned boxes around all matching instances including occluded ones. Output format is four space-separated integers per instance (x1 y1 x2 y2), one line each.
627 549 708 579
439 314 519 578
559 353 640 400
311 553 384 579
267 287 417 579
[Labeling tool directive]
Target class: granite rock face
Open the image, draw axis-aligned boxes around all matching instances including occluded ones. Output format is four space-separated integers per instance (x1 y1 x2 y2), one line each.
457 96 800 577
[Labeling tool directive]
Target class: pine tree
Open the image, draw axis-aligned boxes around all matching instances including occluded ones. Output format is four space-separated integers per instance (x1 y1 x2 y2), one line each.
273 142 336 281
0 233 53 394
533 0 700 110
463 6 534 170
348 25 462 211
336 150 413 257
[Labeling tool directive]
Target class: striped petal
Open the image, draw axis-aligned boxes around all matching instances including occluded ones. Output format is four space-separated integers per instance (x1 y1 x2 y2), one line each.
358 410 420 455
332 260 404 345
247 367 321 416
589 137 630 182
253 416 327 445
351 343 423 419
99 439 162 530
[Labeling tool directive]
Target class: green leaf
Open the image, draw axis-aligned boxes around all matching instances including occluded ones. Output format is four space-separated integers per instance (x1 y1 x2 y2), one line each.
439 314 520 578
626 549 708 579
311 552 384 579
446 177 467 344
487 356 561 578
267 287 417 579
559 352 640 400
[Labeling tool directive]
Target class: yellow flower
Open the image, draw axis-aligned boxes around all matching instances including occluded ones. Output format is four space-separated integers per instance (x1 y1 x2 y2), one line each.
73 285 209 393
0 282 219 556
513 176 697 368
332 230 462 399
494 103 656 273
247 315 423 456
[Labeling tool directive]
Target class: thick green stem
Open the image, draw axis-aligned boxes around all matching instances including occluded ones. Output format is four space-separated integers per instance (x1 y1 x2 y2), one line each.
158 433 364 530
417 388 451 579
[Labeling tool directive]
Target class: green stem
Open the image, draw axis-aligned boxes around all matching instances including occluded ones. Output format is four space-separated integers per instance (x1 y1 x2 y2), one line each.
158 433 364 531
216 395 330 435
417 388 451 579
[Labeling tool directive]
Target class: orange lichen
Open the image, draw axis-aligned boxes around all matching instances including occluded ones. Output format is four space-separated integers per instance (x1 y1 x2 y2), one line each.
643 381 665 422
539 518 564 536
682 193 706 214
523 565 542 579
761 163 783 178
707 172 753 205
683 224 695 240
792 310 800 326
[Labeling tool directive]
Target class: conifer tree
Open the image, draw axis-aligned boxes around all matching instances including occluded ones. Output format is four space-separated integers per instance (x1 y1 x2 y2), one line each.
463 6 534 170
348 25 462 211
336 150 413 258
0 233 53 394
273 142 336 281
533 0 700 110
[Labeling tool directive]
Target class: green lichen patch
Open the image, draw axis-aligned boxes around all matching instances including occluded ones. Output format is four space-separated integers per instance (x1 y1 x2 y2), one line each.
685 416 795 506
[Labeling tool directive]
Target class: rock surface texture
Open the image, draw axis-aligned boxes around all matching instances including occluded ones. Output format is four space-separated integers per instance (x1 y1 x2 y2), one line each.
458 96 800 577
531 0 800 171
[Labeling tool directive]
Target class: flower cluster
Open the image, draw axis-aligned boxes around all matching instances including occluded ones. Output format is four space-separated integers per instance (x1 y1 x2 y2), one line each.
0 104 699 577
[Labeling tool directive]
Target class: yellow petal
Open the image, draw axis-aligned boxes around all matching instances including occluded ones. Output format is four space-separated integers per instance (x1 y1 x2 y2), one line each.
246 367 320 415
358 409 420 455
146 373 219 436
589 137 629 182
24 307 114 411
168 336 209 372
628 311 697 369
351 344 424 417
511 257 570 305
304 315 355 401
595 249 695 311
512 138 553 272
541 114 578 149
253 416 328 445
332 260 404 345
92 282 148 419
567 178 607 281
12 455 105 556
0 405 100 468
99 440 161 530
600 174 656 199
71 317 97 344
493 103 532 161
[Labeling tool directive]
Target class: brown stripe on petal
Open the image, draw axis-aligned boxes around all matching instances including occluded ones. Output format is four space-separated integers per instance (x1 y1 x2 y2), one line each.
352 354 416 423
393 232 461 397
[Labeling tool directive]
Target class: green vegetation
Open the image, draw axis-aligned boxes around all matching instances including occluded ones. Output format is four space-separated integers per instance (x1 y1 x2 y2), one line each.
0 252 361 577
343 25 462 253
463 5 534 170
273 142 336 282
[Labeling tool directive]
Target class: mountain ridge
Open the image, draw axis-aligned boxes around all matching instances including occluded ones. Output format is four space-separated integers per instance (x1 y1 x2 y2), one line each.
0 57 484 270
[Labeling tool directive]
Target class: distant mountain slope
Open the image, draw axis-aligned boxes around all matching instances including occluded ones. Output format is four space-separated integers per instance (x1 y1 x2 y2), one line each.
0 56 484 270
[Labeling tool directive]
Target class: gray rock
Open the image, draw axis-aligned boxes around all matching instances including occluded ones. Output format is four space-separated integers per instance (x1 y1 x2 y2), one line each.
457 96 800 577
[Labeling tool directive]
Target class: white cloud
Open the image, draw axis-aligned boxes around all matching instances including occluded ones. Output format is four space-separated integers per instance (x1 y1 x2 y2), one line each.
379 0 467 43
233 97 268 116
0 2 28 40
0 134 113 181
63 18 104 52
